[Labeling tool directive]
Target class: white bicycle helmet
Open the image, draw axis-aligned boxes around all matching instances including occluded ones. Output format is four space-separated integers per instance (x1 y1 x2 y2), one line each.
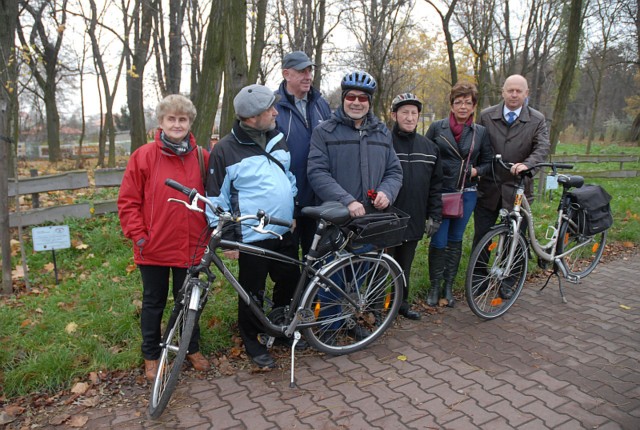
391 93 423 112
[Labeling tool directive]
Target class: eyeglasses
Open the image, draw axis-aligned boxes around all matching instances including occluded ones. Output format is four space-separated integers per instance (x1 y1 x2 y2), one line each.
345 94 370 103
453 100 474 107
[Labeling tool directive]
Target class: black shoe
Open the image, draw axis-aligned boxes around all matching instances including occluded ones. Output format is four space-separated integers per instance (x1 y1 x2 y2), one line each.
499 282 515 300
349 325 371 340
399 304 422 320
251 353 277 369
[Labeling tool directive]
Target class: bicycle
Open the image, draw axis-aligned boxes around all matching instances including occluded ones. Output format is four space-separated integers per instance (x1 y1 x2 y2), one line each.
148 179 407 418
464 154 609 320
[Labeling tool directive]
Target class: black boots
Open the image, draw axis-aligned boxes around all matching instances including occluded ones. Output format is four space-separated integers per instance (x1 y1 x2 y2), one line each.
399 302 422 320
443 241 463 308
427 246 446 307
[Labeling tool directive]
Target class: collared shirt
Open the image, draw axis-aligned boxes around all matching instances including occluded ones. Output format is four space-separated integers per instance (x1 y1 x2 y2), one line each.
503 105 523 122
295 95 308 125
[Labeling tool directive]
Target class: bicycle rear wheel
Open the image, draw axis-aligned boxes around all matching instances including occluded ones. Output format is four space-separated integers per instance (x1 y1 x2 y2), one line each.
147 304 197 418
301 252 403 355
556 219 606 278
465 225 529 320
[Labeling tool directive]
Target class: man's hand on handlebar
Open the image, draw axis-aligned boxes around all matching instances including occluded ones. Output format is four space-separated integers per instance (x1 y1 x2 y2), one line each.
510 163 529 176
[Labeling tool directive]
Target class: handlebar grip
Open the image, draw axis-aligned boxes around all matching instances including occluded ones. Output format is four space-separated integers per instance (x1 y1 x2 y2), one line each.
165 178 197 199
265 215 293 228
554 163 574 169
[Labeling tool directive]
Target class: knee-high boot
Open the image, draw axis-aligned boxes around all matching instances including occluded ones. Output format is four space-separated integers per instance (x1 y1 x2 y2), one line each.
427 246 446 307
443 241 463 308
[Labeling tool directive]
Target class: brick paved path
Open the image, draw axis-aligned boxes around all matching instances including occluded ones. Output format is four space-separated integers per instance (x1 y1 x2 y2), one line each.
78 255 640 429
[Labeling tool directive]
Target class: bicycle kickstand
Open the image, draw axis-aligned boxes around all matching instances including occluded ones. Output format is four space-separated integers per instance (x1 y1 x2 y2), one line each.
539 268 567 304
289 331 301 388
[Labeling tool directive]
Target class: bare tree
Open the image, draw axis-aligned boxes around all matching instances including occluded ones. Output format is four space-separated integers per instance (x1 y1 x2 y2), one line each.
153 0 187 96
219 0 249 136
344 0 414 115
1 0 19 294
454 0 496 108
191 1 225 145
549 0 586 153
583 0 626 153
424 0 459 85
17 0 69 162
123 0 156 153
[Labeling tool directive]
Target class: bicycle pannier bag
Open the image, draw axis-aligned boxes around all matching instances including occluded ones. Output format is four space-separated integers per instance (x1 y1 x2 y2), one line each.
568 185 613 236
441 191 464 219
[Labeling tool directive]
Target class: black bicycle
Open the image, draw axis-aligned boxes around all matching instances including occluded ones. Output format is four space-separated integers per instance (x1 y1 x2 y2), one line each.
148 179 407 418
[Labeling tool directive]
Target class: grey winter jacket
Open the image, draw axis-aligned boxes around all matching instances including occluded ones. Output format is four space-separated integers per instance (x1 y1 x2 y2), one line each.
307 108 403 209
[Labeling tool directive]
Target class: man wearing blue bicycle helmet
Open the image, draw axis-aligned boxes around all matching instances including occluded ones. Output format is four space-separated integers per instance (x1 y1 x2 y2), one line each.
308 70 402 218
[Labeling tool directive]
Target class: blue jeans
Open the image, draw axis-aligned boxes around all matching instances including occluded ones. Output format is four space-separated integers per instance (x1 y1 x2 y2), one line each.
431 190 477 249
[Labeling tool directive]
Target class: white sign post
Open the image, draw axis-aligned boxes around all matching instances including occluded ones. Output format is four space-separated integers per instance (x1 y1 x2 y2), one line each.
32 225 71 284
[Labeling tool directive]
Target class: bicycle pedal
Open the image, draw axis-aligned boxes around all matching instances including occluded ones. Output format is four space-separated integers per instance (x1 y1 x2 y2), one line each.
257 333 275 348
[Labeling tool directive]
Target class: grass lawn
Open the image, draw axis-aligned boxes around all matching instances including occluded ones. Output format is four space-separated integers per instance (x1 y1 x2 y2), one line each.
1 141 639 400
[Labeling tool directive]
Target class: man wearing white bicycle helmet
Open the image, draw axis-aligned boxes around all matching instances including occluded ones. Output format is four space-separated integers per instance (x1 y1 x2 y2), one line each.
387 93 443 320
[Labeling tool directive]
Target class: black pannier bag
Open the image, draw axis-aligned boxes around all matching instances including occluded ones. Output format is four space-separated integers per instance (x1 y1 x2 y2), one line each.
344 206 410 250
567 184 613 236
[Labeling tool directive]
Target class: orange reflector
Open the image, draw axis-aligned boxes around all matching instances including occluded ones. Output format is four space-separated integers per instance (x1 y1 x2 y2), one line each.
384 294 391 309
490 298 503 306
314 302 320 319
564 233 569 245
488 242 497 251
592 242 600 253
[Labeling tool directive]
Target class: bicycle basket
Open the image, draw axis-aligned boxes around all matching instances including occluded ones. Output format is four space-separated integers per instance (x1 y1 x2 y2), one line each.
344 207 410 249
568 184 613 236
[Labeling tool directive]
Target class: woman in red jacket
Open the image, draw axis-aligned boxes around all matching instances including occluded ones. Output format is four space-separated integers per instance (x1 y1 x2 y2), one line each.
117 94 210 381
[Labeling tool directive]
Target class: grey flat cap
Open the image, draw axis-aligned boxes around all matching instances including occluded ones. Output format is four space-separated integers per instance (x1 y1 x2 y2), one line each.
282 51 315 70
233 84 278 118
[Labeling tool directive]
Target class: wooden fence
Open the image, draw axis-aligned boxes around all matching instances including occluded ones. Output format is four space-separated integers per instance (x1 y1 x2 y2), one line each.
8 168 125 228
7 153 640 228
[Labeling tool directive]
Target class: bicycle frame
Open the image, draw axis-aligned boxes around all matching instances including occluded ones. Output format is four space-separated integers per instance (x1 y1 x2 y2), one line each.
500 177 595 283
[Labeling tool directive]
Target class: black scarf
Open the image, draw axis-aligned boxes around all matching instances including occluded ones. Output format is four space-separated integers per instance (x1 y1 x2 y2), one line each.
160 131 194 156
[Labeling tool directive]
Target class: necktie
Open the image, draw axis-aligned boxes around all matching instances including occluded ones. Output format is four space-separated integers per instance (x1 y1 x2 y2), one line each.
507 111 517 125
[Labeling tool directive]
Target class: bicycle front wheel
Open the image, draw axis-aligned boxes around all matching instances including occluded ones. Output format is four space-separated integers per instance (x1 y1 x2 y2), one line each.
556 219 606 278
147 305 197 418
465 225 529 320
301 252 403 355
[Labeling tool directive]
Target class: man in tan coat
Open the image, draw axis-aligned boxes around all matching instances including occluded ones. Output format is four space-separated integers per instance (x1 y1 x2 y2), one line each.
473 74 550 249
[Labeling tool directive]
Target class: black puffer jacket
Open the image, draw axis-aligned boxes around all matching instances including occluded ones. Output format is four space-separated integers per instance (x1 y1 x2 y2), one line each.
392 124 443 241
425 119 493 192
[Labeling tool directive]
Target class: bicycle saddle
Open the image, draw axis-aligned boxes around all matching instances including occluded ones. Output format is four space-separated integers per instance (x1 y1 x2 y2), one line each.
301 201 351 224
558 175 584 189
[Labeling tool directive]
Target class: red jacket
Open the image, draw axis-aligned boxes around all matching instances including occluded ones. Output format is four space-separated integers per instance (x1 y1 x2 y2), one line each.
117 130 210 267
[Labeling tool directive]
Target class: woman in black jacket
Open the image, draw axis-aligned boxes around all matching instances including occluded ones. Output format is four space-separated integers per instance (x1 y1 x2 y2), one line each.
425 82 493 308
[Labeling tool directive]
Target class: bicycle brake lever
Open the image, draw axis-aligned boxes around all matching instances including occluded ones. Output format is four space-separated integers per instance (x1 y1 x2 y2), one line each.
251 226 283 240
167 198 204 213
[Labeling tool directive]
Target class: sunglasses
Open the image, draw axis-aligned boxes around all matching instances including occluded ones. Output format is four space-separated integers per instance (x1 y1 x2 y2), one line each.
344 94 369 103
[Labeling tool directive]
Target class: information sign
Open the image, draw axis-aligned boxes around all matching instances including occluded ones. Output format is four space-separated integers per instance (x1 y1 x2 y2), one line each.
32 225 71 252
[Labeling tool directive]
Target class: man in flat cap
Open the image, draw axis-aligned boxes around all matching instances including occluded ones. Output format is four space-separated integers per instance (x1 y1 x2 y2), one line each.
275 51 331 259
206 84 299 369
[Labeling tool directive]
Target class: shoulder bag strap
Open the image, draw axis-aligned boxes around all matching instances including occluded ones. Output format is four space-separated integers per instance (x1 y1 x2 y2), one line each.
459 127 476 191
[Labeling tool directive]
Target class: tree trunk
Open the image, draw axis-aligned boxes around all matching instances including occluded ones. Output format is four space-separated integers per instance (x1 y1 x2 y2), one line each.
191 1 225 146
549 0 584 154
127 0 155 153
1 0 19 294
248 0 267 83
220 0 248 136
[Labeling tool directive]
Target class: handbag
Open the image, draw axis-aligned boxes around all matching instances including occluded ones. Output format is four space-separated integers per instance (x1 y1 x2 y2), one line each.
441 128 476 219
442 191 464 218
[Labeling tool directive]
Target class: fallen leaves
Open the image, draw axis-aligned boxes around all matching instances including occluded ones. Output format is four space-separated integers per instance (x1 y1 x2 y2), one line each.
65 322 78 334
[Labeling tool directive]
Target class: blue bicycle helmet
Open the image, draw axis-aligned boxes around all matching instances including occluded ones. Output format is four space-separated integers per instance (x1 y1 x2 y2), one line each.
341 71 377 95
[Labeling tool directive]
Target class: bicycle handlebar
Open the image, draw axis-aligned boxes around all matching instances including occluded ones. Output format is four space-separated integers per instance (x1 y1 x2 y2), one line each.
494 154 573 175
164 178 292 229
